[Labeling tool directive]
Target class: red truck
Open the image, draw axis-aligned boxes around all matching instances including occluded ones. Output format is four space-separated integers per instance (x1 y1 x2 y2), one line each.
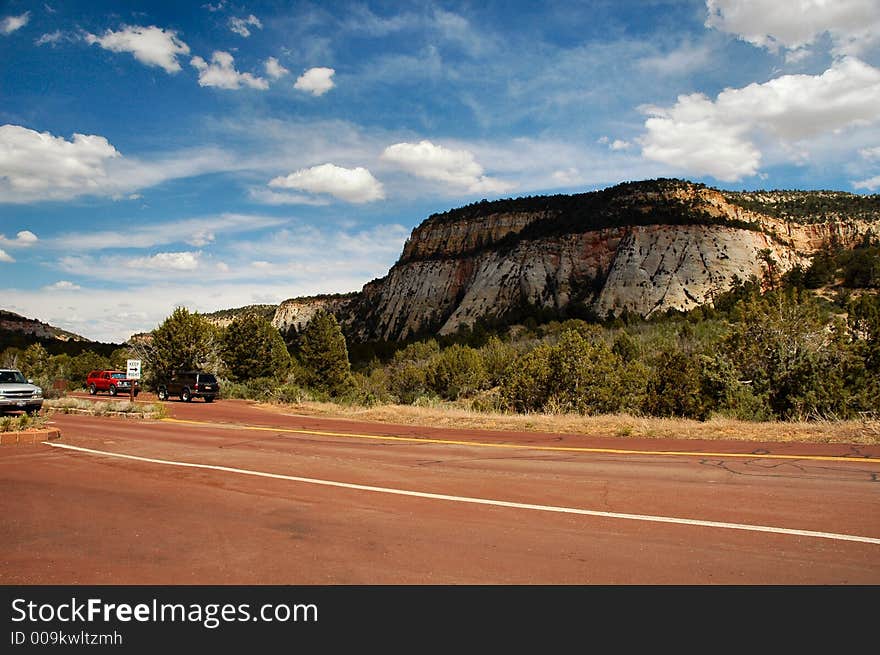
86 370 140 397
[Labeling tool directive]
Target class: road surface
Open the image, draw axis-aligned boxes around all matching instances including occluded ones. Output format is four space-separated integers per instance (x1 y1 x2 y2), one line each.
1 397 878 584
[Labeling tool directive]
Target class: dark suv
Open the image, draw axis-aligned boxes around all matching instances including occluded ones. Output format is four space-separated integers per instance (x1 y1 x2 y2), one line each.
156 371 220 403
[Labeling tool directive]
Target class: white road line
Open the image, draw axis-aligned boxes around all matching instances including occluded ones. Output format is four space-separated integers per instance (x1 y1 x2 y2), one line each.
45 441 880 546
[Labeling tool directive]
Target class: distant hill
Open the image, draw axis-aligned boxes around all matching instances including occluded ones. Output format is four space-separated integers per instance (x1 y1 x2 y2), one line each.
0 310 121 356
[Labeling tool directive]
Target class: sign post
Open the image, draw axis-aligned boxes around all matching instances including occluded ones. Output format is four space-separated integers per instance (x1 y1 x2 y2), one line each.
126 359 142 402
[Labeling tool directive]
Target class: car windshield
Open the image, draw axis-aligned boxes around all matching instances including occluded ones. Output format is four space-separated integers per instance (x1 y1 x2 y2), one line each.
199 374 217 383
0 371 27 383
111 373 127 379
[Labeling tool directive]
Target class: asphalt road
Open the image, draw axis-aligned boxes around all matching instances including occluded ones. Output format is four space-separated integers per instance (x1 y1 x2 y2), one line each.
1 397 878 584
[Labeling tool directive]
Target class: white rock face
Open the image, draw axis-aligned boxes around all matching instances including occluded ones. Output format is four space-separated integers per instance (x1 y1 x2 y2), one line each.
271 296 353 334
268 182 879 342
593 225 799 318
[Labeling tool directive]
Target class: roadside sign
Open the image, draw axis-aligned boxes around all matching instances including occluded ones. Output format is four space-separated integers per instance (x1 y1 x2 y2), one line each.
127 359 142 380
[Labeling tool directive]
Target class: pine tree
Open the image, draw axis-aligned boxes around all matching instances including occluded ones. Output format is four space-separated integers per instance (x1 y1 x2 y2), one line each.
149 307 218 381
221 312 291 381
297 311 353 396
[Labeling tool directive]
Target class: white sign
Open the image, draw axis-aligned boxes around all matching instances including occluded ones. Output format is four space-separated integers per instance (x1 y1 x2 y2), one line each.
127 359 142 380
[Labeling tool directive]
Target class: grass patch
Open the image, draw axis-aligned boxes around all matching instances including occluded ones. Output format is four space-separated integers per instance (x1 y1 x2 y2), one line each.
44 398 168 418
254 400 880 445
0 412 48 432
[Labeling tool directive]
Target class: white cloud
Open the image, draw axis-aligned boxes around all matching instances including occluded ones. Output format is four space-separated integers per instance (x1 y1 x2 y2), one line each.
0 249 13 263
639 57 880 181
853 175 880 191
46 214 286 251
1 12 30 35
44 280 81 291
637 42 713 76
294 67 335 95
229 14 262 37
705 0 880 57
381 140 514 193
861 146 880 160
191 51 269 90
248 188 331 206
610 140 632 151
85 25 190 73
0 230 38 247
265 57 288 79
268 163 385 203
35 30 64 46
128 251 201 270
0 127 237 203
0 124 121 202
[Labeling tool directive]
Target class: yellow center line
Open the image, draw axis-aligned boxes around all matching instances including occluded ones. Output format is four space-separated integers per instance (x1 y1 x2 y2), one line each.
159 417 880 464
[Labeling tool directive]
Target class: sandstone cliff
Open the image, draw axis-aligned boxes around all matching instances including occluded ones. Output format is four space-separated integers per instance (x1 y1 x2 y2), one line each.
270 179 879 342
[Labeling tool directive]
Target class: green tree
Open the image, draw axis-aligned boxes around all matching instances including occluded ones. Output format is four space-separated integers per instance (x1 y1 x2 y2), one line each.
722 289 858 419
67 350 108 389
17 343 50 379
644 348 706 419
297 311 353 396
501 343 553 413
221 312 291 381
148 307 218 383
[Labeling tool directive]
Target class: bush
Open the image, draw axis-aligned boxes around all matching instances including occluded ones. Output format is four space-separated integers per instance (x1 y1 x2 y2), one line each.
426 344 488 400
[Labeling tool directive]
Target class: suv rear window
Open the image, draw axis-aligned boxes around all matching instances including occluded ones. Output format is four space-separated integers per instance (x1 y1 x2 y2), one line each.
198 374 217 383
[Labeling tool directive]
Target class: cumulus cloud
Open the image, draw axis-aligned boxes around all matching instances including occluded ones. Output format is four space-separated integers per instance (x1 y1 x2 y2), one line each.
191 51 269 90
268 163 385 203
0 230 38 247
265 57 288 79
381 140 514 193
229 14 262 37
44 280 81 291
639 57 880 181
85 25 190 73
128 251 201 271
0 124 121 202
705 0 880 57
1 12 30 35
294 67 335 96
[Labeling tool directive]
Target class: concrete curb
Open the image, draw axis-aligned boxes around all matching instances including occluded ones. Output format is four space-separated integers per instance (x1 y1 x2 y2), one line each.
0 427 61 446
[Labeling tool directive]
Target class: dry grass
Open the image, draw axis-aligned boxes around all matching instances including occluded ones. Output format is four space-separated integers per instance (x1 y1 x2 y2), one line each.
255 400 880 446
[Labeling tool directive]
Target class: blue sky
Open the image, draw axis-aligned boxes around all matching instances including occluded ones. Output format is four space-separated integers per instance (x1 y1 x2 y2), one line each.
2 0 879 343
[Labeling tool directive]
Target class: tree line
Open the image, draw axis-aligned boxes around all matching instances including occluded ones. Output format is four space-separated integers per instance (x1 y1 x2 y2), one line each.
5 243 879 423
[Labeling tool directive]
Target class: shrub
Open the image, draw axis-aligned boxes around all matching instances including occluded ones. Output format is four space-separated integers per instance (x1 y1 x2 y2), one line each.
426 344 488 400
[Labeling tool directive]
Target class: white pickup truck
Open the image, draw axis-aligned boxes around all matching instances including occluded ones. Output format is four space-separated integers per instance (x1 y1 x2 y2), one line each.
0 368 43 414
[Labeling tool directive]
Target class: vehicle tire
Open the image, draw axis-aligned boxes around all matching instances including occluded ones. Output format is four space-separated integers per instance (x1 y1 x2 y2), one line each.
109 385 117 396
157 386 168 401
204 396 214 403
88 384 97 395
182 388 192 402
